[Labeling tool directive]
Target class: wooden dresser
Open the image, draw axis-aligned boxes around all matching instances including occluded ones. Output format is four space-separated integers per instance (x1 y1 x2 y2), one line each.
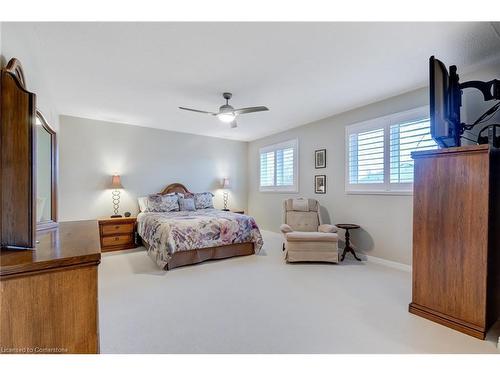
0 220 101 353
98 217 136 252
409 145 500 339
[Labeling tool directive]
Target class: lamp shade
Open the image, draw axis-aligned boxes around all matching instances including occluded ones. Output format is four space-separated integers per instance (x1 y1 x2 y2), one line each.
110 174 123 189
221 177 230 189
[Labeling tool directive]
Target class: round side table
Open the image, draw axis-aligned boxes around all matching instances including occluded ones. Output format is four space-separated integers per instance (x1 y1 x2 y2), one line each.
336 223 361 261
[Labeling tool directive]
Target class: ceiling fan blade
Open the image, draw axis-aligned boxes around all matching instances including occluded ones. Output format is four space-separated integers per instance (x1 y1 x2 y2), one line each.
233 106 269 115
179 107 216 115
229 120 237 128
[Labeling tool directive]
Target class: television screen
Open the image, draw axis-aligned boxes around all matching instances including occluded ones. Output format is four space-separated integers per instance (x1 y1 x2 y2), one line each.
430 57 450 147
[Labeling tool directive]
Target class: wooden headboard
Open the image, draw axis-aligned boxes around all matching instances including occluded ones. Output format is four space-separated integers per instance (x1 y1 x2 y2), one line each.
160 183 191 195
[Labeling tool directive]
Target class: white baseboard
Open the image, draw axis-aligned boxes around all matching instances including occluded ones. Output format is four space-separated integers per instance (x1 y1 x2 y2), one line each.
365 254 411 272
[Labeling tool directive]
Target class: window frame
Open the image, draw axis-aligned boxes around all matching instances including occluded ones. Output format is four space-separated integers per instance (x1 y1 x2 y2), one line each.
259 138 299 193
345 106 432 195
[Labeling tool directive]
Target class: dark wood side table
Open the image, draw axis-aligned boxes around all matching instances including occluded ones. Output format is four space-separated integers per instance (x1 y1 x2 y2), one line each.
336 223 361 261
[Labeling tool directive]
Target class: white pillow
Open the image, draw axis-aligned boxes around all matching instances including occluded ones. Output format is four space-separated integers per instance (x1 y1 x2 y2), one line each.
138 196 148 212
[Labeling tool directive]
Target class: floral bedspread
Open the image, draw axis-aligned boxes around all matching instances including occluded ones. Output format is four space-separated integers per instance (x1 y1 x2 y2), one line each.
137 209 264 269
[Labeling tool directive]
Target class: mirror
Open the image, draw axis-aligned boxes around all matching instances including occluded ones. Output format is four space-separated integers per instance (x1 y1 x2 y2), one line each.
36 110 58 230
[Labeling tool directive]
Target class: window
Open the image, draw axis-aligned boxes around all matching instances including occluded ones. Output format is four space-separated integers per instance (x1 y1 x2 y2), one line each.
259 139 298 192
348 127 385 185
346 107 437 194
389 118 437 184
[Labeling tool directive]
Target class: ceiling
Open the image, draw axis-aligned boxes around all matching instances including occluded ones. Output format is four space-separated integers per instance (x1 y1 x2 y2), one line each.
10 22 500 141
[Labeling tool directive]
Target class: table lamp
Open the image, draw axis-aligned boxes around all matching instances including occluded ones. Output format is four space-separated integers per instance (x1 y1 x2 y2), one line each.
221 177 230 211
110 174 123 218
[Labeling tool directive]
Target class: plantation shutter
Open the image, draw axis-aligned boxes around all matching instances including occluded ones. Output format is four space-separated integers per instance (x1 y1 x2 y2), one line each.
348 127 385 184
259 139 298 192
276 147 294 186
390 118 436 183
260 151 275 187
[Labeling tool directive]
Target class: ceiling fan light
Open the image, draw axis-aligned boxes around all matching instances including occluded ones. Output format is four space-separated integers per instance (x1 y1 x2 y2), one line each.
217 113 236 123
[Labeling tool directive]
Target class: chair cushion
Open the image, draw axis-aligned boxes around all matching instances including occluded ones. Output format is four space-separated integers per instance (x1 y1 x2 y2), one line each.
286 211 319 232
292 198 309 211
286 231 338 242
284 198 319 212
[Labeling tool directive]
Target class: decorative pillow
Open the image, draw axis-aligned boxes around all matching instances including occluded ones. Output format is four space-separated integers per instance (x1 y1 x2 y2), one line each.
179 197 196 211
144 194 179 212
194 192 214 209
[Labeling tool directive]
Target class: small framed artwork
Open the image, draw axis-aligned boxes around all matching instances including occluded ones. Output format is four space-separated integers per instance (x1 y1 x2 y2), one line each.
315 149 326 168
315 175 326 194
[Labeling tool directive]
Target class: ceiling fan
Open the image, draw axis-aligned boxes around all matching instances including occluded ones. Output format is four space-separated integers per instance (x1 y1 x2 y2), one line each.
179 92 269 128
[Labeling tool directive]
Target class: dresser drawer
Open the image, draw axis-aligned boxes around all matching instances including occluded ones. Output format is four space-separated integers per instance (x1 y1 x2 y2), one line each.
101 234 133 248
101 223 134 235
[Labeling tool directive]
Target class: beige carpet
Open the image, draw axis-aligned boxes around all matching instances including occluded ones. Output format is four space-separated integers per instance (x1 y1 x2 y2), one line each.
98 230 499 353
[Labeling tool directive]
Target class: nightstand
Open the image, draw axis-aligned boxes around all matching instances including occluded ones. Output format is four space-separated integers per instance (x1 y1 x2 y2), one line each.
231 210 245 214
98 217 137 252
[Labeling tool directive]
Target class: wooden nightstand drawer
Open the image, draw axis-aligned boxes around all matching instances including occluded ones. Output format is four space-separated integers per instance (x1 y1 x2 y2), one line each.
101 234 133 248
101 223 134 235
98 217 137 252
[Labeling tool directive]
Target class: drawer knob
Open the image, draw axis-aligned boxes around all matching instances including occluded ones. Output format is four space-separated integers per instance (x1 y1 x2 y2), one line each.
115 226 120 229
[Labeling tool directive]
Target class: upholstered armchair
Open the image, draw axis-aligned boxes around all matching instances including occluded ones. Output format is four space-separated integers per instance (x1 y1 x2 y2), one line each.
280 198 339 263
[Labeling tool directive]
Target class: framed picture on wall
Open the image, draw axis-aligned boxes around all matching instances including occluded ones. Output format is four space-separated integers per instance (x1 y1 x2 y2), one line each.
315 149 326 168
315 175 326 194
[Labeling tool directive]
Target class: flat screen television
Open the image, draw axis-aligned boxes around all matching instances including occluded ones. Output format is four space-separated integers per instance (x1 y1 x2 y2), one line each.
429 56 462 148
430 56 499 148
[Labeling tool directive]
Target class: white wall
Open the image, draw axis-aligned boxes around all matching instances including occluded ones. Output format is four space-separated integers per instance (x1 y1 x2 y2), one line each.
59 116 248 221
0 23 59 131
247 62 500 265
1 22 63 223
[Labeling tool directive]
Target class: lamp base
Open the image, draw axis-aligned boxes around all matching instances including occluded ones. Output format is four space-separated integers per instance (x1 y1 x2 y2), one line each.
110 214 122 218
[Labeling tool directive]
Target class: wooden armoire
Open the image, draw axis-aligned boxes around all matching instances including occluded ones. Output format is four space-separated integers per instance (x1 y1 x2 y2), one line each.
1 58 101 353
0 58 36 250
409 145 500 339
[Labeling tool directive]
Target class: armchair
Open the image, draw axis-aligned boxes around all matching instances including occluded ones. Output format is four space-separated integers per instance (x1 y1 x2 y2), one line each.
281 198 339 263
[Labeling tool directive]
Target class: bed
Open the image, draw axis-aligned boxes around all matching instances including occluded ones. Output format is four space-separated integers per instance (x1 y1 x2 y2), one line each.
137 183 264 270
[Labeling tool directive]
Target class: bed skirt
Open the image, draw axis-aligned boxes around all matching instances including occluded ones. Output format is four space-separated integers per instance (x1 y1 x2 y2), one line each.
141 239 255 270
